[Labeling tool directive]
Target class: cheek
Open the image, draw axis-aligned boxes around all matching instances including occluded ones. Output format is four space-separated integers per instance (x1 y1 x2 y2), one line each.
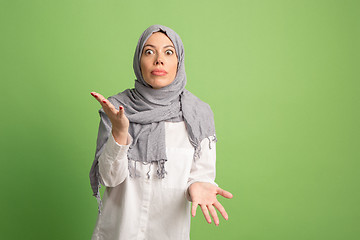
140 59 148 76
170 59 178 75
140 58 145 71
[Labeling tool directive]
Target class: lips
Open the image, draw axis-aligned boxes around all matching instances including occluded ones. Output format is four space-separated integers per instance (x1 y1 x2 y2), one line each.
151 69 168 76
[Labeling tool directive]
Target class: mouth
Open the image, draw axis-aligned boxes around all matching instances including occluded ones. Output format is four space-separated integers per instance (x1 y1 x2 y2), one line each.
151 69 168 76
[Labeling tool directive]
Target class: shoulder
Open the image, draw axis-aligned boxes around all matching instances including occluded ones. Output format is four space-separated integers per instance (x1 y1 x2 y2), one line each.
182 89 214 117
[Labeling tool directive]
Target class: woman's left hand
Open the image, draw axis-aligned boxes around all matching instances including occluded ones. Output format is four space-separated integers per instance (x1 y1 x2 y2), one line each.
189 182 233 226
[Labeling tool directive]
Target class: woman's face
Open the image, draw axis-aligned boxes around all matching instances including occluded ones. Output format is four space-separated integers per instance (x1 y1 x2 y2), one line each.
140 32 178 89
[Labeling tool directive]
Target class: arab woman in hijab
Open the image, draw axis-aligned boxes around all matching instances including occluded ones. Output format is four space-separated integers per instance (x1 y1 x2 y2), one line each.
89 25 233 240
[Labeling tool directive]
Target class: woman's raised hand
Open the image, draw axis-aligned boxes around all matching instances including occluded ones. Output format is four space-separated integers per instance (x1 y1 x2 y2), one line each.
91 92 129 145
189 182 233 226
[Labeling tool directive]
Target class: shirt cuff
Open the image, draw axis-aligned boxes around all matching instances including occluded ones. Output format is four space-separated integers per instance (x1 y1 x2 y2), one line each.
103 133 133 161
112 132 132 146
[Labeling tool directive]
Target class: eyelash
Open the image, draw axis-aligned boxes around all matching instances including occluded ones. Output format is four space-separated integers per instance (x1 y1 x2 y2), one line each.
165 50 174 55
145 49 154 55
144 49 174 56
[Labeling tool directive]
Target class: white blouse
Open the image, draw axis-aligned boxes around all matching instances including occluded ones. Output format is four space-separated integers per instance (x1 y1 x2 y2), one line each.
91 121 217 240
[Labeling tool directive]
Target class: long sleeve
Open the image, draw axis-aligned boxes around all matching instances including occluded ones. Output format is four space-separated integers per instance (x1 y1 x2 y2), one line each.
92 121 208 240
98 132 132 187
89 110 112 196
90 109 132 194
185 136 218 201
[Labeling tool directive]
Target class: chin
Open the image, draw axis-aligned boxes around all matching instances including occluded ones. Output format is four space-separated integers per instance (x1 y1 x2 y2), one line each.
148 79 173 89
151 84 167 89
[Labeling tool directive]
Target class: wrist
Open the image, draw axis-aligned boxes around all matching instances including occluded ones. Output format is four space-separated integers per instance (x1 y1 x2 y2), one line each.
111 128 128 145
112 126 128 135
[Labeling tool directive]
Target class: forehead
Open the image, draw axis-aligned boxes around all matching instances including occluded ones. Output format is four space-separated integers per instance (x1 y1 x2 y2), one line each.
143 32 175 47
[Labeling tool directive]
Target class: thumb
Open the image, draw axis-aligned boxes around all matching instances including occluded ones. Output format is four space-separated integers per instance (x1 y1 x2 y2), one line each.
118 105 125 115
217 187 233 199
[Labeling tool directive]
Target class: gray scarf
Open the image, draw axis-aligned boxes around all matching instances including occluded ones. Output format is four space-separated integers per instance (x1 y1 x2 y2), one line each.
89 25 217 210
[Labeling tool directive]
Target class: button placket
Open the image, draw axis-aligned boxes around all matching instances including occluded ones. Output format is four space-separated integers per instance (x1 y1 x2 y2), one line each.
137 169 152 239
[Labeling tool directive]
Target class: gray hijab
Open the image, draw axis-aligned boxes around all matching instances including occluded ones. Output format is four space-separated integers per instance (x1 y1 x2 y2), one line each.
89 25 217 210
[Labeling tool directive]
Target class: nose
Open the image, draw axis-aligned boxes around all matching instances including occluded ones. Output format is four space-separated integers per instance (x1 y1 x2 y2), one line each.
155 54 164 65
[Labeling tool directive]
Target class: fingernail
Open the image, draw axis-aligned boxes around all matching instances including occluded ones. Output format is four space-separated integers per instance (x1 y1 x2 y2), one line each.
120 106 123 110
102 100 106 103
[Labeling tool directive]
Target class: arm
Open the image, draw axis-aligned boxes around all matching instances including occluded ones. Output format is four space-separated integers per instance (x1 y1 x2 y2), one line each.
186 136 233 226
185 136 218 201
98 129 132 187
91 92 131 187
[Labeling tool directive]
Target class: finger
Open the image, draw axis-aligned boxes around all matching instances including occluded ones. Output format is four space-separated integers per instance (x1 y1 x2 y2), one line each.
118 105 125 116
90 92 118 115
90 92 105 102
191 202 198 217
217 187 233 199
91 92 111 108
200 205 212 224
208 205 219 226
90 91 97 97
101 98 118 114
214 201 228 220
91 92 108 107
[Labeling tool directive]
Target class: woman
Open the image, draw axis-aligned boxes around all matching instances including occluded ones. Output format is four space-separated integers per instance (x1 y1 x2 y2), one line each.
89 25 232 240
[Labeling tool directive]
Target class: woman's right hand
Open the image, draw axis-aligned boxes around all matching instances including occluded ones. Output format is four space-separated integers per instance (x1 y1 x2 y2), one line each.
91 92 130 145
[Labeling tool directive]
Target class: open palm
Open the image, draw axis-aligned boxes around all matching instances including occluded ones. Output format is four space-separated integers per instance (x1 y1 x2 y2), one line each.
189 182 233 226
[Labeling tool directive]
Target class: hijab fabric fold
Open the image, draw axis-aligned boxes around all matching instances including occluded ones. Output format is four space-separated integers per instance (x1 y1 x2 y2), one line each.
89 25 217 212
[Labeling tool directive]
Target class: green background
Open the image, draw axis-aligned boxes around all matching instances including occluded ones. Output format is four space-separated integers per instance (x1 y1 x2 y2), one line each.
1 0 359 239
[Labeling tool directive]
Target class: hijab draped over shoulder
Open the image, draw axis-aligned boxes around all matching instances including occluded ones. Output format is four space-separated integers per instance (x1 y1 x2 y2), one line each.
89 25 217 208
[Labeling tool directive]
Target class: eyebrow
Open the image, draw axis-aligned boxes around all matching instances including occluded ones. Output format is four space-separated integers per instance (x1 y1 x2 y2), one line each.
143 44 175 49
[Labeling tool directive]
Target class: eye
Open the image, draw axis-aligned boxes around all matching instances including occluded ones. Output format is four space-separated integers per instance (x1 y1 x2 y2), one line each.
144 49 154 55
165 49 174 55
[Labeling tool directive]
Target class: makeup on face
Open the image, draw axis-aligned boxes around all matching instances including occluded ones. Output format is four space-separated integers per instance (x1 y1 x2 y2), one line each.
140 32 178 89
